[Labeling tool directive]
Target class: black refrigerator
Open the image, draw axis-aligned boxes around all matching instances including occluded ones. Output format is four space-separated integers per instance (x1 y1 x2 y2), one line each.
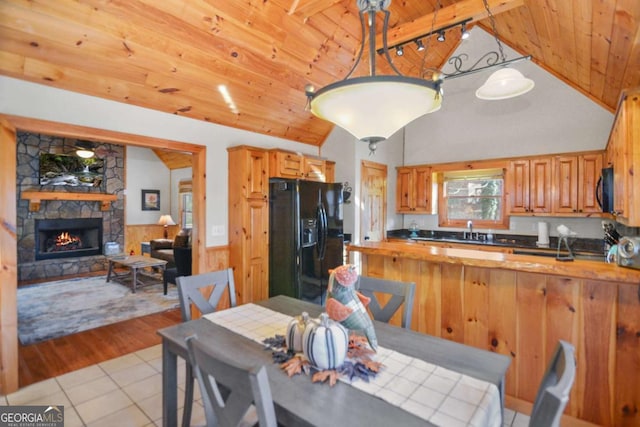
269 178 344 304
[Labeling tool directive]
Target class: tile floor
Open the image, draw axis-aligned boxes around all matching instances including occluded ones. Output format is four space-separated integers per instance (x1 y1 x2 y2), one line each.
1 344 531 426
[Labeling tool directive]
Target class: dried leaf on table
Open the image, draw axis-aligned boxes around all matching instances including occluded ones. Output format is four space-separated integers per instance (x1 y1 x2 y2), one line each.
347 346 375 359
349 334 369 348
280 356 308 377
312 370 339 387
362 360 382 373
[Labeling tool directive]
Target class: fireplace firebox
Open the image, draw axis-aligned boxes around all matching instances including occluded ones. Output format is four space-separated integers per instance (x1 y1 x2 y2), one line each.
35 218 103 260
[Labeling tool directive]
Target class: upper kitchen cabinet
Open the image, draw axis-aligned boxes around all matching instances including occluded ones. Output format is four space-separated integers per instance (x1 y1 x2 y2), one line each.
507 158 552 214
269 150 303 179
269 149 333 182
606 88 640 226
552 153 603 214
229 146 269 200
396 166 432 213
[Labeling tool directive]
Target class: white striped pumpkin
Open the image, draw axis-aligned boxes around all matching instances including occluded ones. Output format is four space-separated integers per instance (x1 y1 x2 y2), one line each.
302 313 348 370
286 311 309 353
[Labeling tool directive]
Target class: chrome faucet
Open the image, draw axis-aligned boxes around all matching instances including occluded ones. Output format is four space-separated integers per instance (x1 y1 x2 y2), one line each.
467 220 474 240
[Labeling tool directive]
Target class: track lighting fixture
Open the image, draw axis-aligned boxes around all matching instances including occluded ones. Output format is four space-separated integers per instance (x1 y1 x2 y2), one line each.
437 31 445 42
461 23 470 40
395 45 404 56
415 39 425 51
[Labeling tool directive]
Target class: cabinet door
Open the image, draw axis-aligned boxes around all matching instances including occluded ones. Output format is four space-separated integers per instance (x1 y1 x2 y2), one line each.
508 160 530 213
552 156 578 213
396 167 414 213
325 161 335 183
413 166 432 213
246 149 269 199
303 158 326 182
243 199 269 304
270 151 303 179
578 153 603 213
529 158 552 213
610 107 628 218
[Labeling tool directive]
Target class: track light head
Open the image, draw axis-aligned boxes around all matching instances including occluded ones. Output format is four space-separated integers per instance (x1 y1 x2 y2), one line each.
461 23 470 40
437 30 445 42
395 45 404 56
415 39 425 51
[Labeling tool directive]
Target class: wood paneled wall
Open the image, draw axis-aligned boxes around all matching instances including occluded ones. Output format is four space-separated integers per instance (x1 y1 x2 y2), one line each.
361 253 640 427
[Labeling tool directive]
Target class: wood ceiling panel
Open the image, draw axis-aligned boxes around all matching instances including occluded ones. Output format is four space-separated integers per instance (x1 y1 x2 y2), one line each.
0 0 637 146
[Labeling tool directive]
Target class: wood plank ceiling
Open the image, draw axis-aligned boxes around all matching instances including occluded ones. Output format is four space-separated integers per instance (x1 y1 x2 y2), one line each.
1 0 639 147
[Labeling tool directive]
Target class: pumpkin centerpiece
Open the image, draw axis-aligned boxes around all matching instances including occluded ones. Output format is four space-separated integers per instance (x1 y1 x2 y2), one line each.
285 311 309 353
302 313 348 370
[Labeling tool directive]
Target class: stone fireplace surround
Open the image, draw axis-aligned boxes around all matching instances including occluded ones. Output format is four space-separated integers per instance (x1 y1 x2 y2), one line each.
17 132 125 282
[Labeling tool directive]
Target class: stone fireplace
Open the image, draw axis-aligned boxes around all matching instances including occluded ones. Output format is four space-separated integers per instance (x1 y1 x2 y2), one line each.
17 132 125 281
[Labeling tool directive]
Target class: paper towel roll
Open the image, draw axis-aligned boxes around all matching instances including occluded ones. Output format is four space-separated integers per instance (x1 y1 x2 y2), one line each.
537 221 549 245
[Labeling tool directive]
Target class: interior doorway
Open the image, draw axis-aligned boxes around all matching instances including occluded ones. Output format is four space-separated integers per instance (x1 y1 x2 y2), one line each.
360 160 387 242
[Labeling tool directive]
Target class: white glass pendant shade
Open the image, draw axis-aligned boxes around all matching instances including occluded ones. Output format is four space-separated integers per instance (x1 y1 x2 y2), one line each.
309 76 441 141
476 68 534 100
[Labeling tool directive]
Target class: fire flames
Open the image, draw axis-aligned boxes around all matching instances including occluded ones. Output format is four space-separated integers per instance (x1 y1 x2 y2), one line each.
54 231 82 250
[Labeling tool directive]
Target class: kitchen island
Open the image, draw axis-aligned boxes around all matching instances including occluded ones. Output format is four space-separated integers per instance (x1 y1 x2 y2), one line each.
347 240 640 427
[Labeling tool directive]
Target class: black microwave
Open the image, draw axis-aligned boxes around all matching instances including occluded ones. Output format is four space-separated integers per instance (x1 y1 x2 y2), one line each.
597 167 614 213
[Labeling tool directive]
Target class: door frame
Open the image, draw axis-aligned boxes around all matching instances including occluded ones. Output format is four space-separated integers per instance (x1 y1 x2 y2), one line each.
0 114 206 394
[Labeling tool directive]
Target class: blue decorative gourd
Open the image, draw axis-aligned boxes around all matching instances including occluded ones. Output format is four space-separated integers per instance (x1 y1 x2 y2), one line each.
285 311 309 353
302 313 348 370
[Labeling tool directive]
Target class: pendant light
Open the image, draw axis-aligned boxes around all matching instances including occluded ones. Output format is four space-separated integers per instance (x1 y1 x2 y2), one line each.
305 0 442 153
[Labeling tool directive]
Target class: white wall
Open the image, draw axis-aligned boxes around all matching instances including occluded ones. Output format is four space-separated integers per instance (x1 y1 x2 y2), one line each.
404 28 614 164
0 76 318 247
125 146 171 225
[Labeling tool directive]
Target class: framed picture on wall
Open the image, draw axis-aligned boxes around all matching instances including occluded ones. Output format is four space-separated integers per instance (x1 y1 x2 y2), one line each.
142 189 160 211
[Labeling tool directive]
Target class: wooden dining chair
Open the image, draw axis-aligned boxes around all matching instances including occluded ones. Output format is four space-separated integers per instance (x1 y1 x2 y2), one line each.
529 340 576 427
185 334 277 427
356 276 416 329
176 269 237 427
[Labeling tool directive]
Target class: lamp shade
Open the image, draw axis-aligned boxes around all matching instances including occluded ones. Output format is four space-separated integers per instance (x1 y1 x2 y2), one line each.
158 214 176 226
309 76 442 142
475 68 534 100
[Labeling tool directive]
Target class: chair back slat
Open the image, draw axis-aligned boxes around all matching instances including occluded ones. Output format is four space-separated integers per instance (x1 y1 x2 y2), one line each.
177 268 237 321
356 276 416 329
186 335 277 427
529 340 576 427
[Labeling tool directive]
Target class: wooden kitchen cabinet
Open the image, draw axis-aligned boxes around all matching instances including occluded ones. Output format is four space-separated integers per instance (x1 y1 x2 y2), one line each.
606 88 640 225
228 146 269 304
552 153 603 214
396 166 432 213
269 149 333 182
269 149 304 179
303 156 326 181
325 161 335 183
507 158 551 214
577 153 604 213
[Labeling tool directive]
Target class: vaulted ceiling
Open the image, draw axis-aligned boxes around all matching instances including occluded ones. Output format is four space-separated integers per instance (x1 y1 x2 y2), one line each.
1 0 638 147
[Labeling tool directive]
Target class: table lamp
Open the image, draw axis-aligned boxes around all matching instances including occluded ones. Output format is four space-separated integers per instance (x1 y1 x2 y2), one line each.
158 214 176 239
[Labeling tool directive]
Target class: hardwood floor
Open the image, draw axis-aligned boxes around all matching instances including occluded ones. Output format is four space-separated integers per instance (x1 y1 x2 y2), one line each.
17 271 182 388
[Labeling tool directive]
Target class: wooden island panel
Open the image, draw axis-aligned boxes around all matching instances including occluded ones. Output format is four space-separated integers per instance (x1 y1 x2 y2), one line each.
352 243 640 426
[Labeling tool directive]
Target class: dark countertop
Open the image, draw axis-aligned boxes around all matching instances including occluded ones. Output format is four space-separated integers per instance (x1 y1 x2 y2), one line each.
386 229 606 260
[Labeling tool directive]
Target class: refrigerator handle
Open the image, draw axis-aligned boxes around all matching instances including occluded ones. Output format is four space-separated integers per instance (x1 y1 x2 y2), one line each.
316 204 328 260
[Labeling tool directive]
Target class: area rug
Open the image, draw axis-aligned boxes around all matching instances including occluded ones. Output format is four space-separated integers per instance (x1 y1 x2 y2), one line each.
17 275 179 345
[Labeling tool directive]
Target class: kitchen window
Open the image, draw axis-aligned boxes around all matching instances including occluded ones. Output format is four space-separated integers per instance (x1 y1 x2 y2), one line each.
438 168 508 229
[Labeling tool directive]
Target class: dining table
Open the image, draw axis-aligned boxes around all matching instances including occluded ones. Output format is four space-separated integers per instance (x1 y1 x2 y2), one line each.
158 295 511 427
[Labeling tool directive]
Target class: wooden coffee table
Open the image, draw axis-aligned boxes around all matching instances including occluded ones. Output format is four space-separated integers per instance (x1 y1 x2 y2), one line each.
106 255 167 293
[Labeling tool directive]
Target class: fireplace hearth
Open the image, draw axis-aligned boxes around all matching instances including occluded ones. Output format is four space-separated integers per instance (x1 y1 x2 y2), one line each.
35 218 103 260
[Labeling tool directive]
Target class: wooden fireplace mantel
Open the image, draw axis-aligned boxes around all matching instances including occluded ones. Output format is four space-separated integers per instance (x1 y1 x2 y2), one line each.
21 191 117 211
